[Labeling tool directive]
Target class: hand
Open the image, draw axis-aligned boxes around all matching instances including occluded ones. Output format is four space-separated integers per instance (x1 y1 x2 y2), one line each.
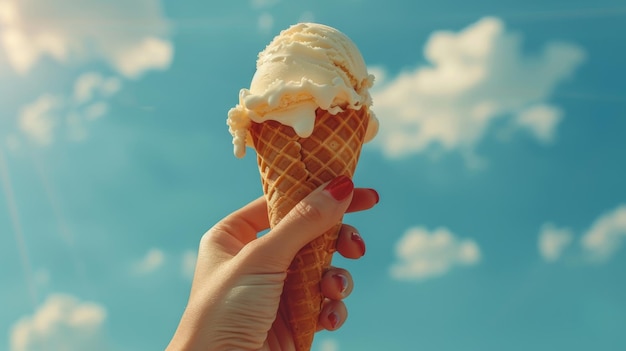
167 177 378 351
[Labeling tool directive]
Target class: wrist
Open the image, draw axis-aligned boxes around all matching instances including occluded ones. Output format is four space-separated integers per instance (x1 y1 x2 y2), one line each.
166 307 211 351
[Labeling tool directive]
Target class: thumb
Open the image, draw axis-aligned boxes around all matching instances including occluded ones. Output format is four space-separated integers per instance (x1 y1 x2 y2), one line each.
242 176 354 272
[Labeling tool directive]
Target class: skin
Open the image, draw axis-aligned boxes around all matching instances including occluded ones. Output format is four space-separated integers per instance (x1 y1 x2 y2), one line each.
167 181 378 351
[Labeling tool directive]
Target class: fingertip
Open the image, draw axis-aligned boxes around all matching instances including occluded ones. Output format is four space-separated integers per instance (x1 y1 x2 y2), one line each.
318 300 347 331
346 188 379 213
322 175 355 202
321 268 353 300
368 188 380 204
336 225 367 259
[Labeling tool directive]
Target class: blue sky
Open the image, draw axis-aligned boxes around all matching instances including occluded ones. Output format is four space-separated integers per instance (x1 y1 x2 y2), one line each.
1 0 625 350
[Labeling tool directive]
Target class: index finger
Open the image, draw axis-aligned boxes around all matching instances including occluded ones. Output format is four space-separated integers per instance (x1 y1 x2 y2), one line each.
214 187 377 246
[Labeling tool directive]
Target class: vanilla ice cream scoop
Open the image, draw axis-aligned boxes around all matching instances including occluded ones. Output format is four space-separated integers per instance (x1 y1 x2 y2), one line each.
227 22 378 158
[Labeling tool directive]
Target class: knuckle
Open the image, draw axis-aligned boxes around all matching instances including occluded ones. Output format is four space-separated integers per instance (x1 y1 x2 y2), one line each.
199 230 216 247
291 201 325 224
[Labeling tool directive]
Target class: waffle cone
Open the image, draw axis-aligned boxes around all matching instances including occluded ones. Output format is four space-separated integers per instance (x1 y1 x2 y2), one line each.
250 107 369 351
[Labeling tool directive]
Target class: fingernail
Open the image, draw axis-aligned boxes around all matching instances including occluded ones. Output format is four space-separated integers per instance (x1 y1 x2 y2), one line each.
332 273 348 294
328 311 340 329
368 188 380 204
351 232 366 256
324 175 354 201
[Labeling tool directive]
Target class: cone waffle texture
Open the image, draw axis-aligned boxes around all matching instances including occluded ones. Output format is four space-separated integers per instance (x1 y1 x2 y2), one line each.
250 107 369 351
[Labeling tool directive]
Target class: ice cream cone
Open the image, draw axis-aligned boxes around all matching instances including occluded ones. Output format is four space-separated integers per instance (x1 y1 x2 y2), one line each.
250 106 370 351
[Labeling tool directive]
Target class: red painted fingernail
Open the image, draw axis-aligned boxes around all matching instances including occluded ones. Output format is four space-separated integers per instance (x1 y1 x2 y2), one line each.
333 273 348 294
324 176 354 201
328 311 340 329
369 188 380 204
351 232 366 256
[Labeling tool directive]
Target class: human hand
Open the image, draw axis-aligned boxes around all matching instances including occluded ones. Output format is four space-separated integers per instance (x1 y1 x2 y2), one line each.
167 177 378 351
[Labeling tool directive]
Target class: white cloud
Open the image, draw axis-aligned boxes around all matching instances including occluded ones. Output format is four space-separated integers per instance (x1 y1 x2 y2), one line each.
10 293 107 351
370 17 585 161
100 77 123 98
18 94 61 145
181 249 197 279
0 0 173 78
538 223 573 262
84 102 109 121
18 72 121 145
133 248 165 274
514 104 563 143
73 72 121 105
390 226 481 281
257 12 274 34
74 73 104 104
316 339 339 351
581 204 626 262
112 37 173 79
